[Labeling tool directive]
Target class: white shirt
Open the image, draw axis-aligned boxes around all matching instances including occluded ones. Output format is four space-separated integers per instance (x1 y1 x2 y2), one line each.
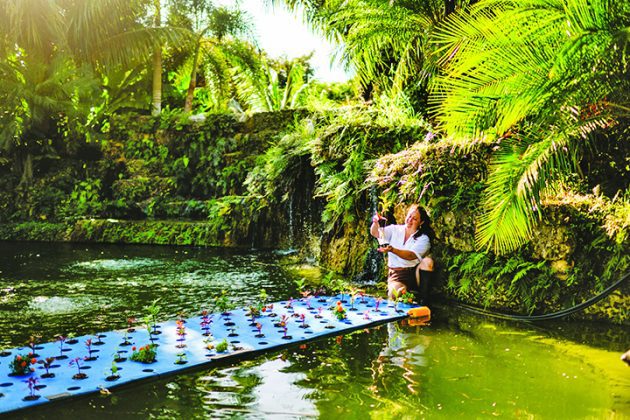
384 224 430 268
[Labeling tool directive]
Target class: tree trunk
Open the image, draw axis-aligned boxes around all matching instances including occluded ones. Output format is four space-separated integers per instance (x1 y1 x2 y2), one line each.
152 47 162 116
184 35 203 114
151 0 162 116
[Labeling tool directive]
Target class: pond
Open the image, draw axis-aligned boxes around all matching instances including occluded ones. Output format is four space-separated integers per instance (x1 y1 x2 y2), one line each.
0 242 628 418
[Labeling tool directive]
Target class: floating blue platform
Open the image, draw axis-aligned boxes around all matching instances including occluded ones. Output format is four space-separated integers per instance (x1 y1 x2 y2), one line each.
0 295 414 414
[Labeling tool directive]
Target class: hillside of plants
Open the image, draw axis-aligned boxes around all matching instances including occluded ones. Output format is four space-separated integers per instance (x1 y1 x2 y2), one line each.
0 0 628 323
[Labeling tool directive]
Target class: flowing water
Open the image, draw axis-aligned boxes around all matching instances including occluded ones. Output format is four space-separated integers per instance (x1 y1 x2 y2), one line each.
0 242 628 419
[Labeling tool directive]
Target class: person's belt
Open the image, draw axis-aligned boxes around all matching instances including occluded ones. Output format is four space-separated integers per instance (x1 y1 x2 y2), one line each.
388 266 416 272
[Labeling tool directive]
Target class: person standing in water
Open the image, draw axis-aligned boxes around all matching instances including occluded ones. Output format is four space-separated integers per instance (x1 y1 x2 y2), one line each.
370 204 434 302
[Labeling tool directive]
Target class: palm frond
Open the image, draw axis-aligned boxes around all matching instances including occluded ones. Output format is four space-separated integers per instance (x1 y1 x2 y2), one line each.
476 114 611 253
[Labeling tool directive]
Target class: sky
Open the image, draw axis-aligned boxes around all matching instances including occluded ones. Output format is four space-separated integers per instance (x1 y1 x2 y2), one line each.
216 0 353 82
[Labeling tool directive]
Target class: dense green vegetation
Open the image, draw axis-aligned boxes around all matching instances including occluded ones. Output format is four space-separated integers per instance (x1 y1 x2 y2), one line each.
0 0 628 321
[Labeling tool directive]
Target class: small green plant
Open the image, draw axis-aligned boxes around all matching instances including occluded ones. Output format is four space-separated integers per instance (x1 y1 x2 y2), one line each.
130 345 157 363
214 290 233 314
215 339 229 353
144 299 161 333
106 361 120 381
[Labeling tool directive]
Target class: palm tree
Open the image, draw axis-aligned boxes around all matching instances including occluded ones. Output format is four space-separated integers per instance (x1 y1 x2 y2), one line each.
167 1 252 113
270 0 472 97
0 0 188 183
431 0 630 253
233 56 311 112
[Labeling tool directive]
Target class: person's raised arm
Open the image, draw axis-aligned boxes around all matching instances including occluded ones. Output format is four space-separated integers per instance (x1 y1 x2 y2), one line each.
370 213 382 239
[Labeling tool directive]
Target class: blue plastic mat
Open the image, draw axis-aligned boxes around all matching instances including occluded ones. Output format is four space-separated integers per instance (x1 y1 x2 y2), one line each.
0 295 413 414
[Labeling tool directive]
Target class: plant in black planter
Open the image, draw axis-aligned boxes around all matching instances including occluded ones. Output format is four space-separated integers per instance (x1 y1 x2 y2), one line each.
127 317 137 333
10 353 37 376
305 297 313 310
105 361 120 382
174 352 187 365
144 299 162 335
56 336 68 360
315 307 324 319
70 357 87 380
120 329 132 346
175 320 187 348
23 377 40 401
130 345 157 363
114 349 127 363
278 315 291 340
284 298 294 310
363 311 371 320
247 305 260 326
200 312 213 337
84 339 97 361
66 333 78 345
28 336 41 358
215 339 228 353
333 302 347 321
214 290 233 316
254 322 264 338
94 334 106 346
298 313 309 329
373 297 382 313
265 303 276 318
359 291 367 304
39 357 56 378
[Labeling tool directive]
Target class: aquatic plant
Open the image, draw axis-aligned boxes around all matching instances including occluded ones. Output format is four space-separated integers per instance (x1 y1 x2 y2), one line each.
10 353 36 376
127 317 137 333
298 313 309 329
66 333 78 345
363 311 371 320
121 329 132 346
398 290 415 305
374 297 382 312
23 377 40 401
84 339 97 361
175 320 187 348
144 299 162 334
305 297 313 310
56 336 68 359
285 298 294 310
106 361 120 381
215 339 228 353
130 345 157 363
333 301 347 320
114 349 127 363
70 357 87 379
200 310 213 336
39 357 56 378
315 307 324 319
255 322 264 338
28 336 40 358
175 352 187 365
214 290 233 315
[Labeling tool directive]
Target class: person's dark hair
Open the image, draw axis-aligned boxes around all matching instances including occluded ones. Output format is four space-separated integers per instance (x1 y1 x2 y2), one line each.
410 205 435 240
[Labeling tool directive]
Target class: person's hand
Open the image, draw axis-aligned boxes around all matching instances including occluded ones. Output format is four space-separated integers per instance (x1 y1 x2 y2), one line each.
377 245 393 253
372 212 386 224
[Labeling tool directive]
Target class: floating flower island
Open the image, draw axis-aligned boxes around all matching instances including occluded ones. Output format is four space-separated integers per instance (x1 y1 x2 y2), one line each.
0 295 418 415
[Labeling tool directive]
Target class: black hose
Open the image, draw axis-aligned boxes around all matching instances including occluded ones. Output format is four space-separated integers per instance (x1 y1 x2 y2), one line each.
454 270 629 322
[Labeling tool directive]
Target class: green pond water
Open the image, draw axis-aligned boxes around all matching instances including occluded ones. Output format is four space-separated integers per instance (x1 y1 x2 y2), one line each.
0 242 628 419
